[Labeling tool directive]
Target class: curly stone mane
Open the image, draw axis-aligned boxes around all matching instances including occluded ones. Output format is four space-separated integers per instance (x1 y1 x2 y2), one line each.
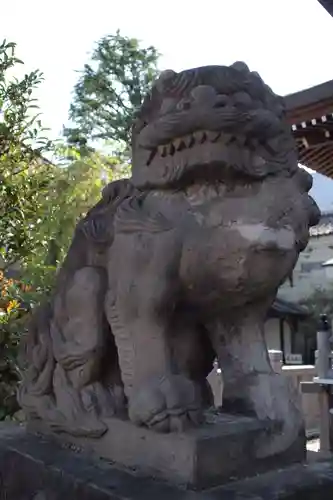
130 63 298 189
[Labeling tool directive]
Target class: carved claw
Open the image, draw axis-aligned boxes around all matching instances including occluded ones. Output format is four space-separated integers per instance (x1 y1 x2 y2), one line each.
128 374 203 433
49 417 108 438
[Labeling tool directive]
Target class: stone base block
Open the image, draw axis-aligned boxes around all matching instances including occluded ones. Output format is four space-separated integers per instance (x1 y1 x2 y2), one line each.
1 424 333 500
26 411 304 489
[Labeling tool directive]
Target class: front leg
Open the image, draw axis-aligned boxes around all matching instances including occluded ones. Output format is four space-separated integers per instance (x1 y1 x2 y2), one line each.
106 231 203 432
207 304 305 458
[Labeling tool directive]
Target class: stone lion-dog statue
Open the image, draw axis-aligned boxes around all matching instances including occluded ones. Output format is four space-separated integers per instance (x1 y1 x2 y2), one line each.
18 62 320 459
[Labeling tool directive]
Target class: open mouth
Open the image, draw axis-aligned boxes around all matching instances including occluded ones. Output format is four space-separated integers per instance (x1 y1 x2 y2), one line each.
132 86 297 188
145 128 273 178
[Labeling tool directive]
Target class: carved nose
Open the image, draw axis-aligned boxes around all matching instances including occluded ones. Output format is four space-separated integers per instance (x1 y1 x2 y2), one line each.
190 85 217 106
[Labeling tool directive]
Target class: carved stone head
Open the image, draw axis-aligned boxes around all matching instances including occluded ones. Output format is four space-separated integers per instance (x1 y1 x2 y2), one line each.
130 62 320 294
131 62 298 188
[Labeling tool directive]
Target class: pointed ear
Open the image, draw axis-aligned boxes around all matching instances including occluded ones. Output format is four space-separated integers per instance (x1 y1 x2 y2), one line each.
154 69 178 92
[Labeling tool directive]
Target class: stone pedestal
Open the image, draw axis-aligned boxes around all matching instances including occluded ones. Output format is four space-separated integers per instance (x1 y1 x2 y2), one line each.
1 424 333 500
26 410 304 490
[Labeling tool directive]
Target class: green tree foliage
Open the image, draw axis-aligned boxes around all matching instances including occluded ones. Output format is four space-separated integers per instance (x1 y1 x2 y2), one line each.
0 145 128 420
0 40 53 268
0 39 54 418
0 39 129 277
63 30 160 152
0 40 130 420
28 146 130 271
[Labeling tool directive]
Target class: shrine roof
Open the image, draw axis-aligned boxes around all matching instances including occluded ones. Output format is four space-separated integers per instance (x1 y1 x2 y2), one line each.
285 80 333 179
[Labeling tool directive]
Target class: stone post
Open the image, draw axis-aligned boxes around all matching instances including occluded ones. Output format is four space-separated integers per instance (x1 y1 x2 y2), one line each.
314 314 333 455
315 350 333 374
316 314 332 379
268 350 283 374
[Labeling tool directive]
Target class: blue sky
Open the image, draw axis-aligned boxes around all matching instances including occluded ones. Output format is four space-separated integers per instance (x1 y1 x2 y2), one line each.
2 0 332 140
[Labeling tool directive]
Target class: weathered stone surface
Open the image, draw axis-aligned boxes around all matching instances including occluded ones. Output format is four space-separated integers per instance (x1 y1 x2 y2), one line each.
0 425 333 499
27 411 304 489
0 424 197 500
216 461 333 500
17 61 320 478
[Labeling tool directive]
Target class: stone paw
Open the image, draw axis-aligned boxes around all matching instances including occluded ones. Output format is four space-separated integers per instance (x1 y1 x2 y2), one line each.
49 415 108 438
80 382 126 418
128 374 203 433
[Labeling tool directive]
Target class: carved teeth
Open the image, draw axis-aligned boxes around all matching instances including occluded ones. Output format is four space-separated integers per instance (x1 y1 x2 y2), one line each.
173 137 186 151
147 127 270 168
193 130 207 143
152 128 231 163
219 133 233 145
184 135 195 148
147 150 156 165
173 138 181 150
206 131 221 142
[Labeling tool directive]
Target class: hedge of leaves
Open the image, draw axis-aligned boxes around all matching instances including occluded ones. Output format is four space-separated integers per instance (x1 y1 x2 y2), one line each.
0 271 32 419
0 39 131 421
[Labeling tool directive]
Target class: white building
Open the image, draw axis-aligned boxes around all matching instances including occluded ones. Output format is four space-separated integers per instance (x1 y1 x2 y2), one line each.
279 211 333 302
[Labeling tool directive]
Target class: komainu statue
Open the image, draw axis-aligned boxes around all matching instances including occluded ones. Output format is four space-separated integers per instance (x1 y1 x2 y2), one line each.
18 62 320 458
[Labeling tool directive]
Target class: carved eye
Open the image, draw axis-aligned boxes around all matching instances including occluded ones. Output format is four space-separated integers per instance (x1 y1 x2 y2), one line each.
232 91 253 108
215 94 229 107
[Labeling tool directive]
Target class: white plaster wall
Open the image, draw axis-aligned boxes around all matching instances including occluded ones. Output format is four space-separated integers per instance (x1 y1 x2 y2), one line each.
279 234 333 301
325 267 333 280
